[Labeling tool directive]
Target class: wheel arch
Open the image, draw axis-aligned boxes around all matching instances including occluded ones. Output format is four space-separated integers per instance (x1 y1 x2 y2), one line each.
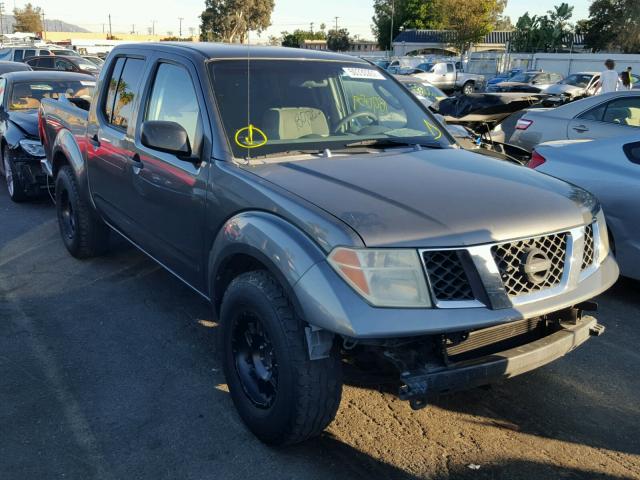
208 211 327 318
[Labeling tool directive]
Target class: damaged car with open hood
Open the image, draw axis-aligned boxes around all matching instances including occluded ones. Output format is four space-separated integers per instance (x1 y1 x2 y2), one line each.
39 44 619 446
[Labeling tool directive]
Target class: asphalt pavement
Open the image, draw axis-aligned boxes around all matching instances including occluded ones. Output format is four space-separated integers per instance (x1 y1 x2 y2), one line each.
1 184 639 480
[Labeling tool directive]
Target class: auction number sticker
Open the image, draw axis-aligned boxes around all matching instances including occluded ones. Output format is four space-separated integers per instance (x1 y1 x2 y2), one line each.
235 124 268 149
342 68 385 80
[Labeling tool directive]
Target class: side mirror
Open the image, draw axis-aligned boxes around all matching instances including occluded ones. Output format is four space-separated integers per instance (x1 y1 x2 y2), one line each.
140 120 191 158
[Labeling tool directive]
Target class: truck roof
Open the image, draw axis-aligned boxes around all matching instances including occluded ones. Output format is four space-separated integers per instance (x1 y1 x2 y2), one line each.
0 70 95 81
113 42 371 64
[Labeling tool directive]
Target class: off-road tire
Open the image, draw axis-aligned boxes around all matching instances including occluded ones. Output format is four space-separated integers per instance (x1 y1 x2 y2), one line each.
55 165 110 258
462 81 475 95
3 145 28 203
220 270 343 446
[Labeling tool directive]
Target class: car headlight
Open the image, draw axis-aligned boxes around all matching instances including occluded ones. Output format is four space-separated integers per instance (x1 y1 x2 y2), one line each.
19 139 45 157
595 209 610 263
328 247 431 307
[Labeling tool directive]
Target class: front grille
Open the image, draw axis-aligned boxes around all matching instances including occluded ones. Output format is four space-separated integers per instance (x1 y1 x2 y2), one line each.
492 233 567 297
582 224 595 270
422 251 474 301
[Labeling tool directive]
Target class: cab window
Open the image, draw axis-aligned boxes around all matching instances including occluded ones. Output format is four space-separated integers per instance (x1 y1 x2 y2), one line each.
103 57 145 130
14 50 24 62
144 63 201 149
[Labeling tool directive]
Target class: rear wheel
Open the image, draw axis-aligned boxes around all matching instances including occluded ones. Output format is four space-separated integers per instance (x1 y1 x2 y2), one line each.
462 81 475 95
220 271 343 445
3 146 27 202
55 165 110 258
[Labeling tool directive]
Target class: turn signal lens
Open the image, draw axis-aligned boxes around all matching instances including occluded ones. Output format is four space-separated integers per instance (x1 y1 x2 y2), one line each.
595 210 610 263
328 247 431 308
528 150 547 169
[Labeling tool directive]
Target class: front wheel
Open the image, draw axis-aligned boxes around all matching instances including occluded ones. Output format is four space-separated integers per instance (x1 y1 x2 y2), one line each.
462 81 475 95
3 146 27 202
55 165 110 258
220 271 343 445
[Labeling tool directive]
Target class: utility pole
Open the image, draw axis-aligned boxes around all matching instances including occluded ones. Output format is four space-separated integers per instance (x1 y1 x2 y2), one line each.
389 0 395 57
178 17 183 37
310 22 314 34
131 24 135 34
108 14 112 38
0 3 4 36
102 24 105 33
152 20 156 36
334 17 339 32
41 10 46 40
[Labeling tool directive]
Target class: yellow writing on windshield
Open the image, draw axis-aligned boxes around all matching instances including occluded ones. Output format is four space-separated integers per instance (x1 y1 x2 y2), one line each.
234 124 268 149
353 95 388 114
423 119 442 140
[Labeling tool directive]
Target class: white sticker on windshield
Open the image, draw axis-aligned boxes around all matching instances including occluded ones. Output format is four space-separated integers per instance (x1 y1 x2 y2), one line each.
80 81 96 86
342 68 385 80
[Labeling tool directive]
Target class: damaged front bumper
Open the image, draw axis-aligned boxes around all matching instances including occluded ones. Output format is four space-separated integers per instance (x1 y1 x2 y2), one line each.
398 315 603 409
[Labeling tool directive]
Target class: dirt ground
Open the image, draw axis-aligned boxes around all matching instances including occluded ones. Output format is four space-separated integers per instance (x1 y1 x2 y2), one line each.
1 189 639 480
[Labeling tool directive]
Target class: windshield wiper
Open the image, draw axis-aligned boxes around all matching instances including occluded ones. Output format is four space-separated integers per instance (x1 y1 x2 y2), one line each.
342 138 444 150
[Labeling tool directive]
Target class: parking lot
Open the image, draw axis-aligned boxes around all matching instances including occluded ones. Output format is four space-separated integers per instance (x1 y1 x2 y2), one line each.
1 184 639 480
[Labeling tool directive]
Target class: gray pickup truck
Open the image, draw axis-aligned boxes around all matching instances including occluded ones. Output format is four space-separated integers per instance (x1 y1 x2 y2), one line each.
413 61 485 94
39 43 618 446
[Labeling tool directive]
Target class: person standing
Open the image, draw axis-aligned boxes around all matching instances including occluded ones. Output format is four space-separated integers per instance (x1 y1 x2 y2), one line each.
621 67 633 90
599 59 621 94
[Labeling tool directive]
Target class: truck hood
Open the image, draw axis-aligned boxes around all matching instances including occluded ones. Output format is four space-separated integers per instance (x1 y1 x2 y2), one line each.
249 148 596 248
9 110 39 137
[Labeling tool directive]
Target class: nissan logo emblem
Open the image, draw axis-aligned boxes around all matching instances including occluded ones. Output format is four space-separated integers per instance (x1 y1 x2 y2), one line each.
521 248 553 285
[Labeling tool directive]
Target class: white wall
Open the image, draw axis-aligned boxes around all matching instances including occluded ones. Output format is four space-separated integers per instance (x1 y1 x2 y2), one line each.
531 53 640 76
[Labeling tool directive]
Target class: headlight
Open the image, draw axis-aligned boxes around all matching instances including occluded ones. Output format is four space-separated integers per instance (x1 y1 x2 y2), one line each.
19 139 45 157
328 247 431 307
595 209 610 263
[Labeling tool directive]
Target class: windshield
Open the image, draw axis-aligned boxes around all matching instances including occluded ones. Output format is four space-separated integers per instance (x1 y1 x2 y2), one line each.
52 49 79 57
559 74 593 87
403 81 447 103
209 59 452 159
9 80 95 110
508 73 537 83
417 63 435 72
74 58 99 71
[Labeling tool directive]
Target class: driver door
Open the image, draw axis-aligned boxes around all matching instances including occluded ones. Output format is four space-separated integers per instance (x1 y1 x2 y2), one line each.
568 95 640 140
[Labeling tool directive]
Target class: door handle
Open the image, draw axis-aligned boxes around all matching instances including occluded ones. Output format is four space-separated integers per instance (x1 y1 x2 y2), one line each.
89 134 100 147
130 153 144 171
573 125 589 133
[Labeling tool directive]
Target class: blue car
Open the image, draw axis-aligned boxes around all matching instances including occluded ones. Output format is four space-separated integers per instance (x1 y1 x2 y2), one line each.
486 68 523 92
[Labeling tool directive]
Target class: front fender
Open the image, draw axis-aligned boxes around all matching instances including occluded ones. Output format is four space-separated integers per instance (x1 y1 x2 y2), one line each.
208 211 328 309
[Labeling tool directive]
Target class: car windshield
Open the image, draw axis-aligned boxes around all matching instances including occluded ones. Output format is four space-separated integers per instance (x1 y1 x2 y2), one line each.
559 74 593 87
9 80 95 110
52 49 79 56
509 73 537 83
74 58 99 71
403 81 447 102
209 59 452 159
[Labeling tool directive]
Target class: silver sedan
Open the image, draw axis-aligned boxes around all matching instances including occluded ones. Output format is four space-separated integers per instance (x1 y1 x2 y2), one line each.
506 91 640 151
529 136 640 280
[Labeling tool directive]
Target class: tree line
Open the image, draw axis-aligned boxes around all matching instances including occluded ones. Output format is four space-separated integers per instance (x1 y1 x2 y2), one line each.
372 0 509 53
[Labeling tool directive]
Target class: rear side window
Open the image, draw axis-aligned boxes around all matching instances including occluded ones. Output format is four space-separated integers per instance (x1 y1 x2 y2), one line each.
601 97 640 127
145 63 201 148
103 57 145 130
578 102 607 122
14 50 24 62
25 49 36 59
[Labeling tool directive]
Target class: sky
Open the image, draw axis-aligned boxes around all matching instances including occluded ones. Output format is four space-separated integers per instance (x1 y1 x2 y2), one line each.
19 0 592 40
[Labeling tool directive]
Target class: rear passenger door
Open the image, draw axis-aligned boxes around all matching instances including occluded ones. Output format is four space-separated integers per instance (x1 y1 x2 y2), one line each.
86 54 148 237
568 96 640 140
127 56 211 287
